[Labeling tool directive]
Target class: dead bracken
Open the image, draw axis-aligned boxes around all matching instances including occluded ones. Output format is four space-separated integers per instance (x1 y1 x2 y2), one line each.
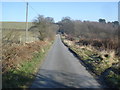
2 41 48 73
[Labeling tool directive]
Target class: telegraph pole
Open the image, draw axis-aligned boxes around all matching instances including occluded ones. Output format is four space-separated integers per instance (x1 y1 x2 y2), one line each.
118 1 120 24
25 2 28 43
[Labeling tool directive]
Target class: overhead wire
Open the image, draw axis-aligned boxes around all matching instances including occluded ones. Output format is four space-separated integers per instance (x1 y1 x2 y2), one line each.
28 3 40 16
23 0 40 16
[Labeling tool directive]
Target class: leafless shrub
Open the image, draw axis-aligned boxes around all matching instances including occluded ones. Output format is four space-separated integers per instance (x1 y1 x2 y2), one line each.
30 15 59 41
59 18 119 56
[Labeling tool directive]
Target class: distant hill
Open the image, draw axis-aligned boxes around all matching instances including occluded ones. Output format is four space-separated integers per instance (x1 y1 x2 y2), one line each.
1 22 34 30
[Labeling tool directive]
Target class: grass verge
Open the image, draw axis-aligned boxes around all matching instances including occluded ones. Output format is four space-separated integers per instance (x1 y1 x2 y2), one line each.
61 36 120 89
2 42 52 88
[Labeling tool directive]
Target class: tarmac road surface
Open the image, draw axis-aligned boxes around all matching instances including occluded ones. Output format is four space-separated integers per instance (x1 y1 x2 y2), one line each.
31 35 107 88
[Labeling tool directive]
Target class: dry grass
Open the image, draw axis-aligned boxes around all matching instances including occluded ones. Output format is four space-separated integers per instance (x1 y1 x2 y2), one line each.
2 29 39 45
2 40 52 88
62 35 120 88
2 41 48 73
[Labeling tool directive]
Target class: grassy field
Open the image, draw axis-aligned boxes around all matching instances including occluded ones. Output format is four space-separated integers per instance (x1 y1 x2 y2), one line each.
1 22 39 44
2 29 39 44
1 22 33 30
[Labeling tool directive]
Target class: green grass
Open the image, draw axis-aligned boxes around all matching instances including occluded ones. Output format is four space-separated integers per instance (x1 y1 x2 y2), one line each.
2 43 51 88
70 46 94 60
70 46 111 75
106 71 120 88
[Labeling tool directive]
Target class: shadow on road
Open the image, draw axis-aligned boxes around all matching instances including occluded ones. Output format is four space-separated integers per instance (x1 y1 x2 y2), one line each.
3 70 33 88
31 69 104 88
62 43 108 89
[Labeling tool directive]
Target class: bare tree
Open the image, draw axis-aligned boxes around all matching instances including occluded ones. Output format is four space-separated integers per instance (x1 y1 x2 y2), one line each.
31 15 58 41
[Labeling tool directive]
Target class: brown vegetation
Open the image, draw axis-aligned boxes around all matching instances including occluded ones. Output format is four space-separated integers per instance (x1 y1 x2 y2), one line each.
2 15 59 74
30 15 59 41
58 17 119 56
60 17 120 88
2 41 48 73
62 35 120 88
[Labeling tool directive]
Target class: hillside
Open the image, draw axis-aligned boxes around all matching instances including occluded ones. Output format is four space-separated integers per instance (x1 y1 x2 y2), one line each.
1 22 34 30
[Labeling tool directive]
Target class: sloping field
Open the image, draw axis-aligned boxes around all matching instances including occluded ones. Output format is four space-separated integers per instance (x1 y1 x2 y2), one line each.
1 22 33 30
1 22 38 43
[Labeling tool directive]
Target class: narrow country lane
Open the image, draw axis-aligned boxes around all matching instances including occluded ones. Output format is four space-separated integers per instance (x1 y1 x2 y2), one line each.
31 35 107 88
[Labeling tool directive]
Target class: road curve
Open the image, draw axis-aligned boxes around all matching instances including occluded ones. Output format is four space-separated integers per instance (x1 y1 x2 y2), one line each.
31 35 106 88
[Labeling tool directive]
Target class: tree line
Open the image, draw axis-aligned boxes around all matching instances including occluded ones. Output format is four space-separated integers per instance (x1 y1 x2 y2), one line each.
58 17 120 55
27 15 120 56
